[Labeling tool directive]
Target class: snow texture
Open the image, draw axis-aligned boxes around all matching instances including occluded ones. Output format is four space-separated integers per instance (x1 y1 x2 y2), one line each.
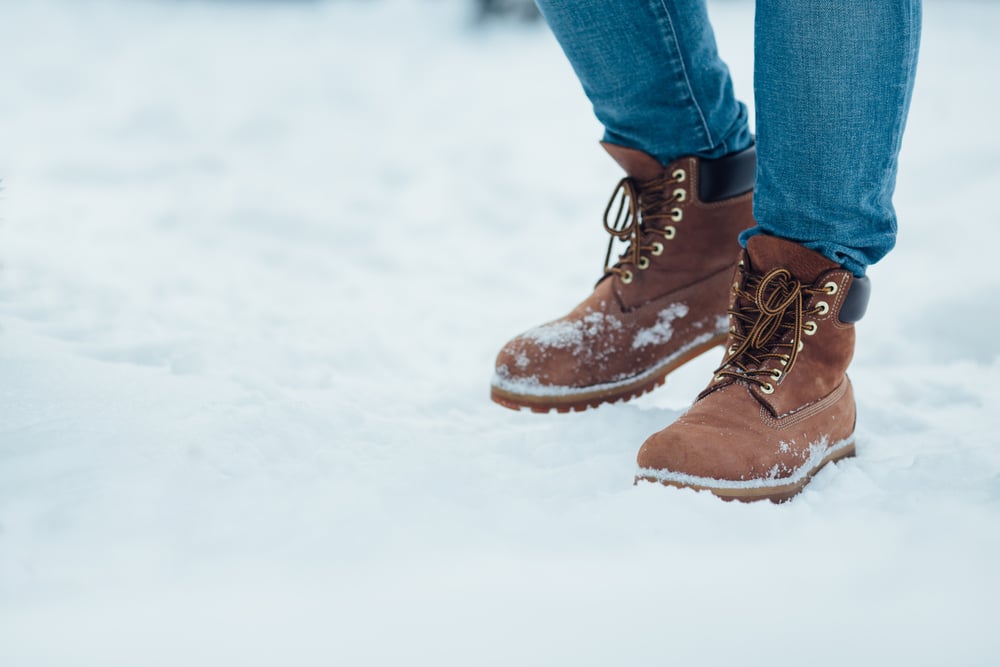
522 310 623 352
631 302 690 349
1 1 999 665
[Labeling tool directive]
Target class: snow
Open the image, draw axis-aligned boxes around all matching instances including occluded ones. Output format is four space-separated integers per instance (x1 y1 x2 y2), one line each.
522 311 623 351
631 302 690 349
1 0 999 665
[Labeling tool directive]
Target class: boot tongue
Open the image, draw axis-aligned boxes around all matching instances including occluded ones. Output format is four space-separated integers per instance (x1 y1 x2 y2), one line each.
746 234 840 284
601 142 665 181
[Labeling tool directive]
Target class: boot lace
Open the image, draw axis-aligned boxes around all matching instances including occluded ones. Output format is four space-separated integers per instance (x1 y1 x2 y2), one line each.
602 169 687 284
708 267 833 395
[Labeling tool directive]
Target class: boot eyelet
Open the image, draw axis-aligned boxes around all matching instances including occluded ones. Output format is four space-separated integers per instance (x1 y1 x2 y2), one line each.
638 257 650 270
620 270 633 285
780 355 790 366
714 374 724 382
815 301 830 315
760 383 775 395
804 321 818 335
738 259 745 268
797 340 804 352
770 369 782 380
651 242 664 256
673 188 686 202
663 225 677 239
672 169 686 182
732 281 739 292
670 208 683 222
824 281 839 295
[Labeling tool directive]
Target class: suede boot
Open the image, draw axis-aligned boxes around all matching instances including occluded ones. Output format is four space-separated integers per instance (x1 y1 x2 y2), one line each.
491 143 756 412
636 234 871 502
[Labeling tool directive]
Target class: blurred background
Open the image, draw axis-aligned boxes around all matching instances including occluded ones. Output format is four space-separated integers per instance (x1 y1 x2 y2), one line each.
1 1 999 666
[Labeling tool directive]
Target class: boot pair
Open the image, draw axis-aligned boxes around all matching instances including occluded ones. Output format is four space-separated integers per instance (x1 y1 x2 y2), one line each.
491 143 869 502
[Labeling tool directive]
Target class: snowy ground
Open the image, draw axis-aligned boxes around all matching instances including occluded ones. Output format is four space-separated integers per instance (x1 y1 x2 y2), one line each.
1 1 998 664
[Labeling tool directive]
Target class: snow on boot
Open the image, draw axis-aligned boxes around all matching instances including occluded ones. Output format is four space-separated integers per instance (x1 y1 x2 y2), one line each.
491 142 755 412
635 234 871 502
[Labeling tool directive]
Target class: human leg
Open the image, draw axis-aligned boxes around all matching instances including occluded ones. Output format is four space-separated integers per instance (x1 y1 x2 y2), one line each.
534 0 752 163
491 0 757 412
638 0 922 501
746 0 923 276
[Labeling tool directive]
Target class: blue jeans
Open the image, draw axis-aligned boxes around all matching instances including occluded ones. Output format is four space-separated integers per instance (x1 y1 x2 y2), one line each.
535 0 922 276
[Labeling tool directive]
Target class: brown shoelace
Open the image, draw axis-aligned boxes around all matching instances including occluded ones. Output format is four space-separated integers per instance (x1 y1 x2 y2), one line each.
709 267 831 393
601 172 685 283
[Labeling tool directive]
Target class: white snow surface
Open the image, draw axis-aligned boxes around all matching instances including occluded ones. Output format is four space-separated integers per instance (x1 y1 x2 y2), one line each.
2 1 999 665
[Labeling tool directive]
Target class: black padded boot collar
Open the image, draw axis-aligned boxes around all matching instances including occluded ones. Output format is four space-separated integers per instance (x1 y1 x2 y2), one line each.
699 144 756 202
839 275 871 323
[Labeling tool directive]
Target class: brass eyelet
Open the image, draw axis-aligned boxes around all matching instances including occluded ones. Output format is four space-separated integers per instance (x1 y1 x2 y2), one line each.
673 188 686 202
638 257 650 270
760 383 775 395
663 225 677 239
824 281 839 295
804 321 818 335
670 208 683 222
815 301 830 316
651 242 664 256
672 169 686 182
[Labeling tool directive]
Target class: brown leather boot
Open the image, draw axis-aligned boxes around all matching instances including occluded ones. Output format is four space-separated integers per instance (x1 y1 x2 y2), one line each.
635 234 872 502
491 142 756 412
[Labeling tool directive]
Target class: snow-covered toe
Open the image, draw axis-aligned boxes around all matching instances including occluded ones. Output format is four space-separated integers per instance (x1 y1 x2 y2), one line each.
491 279 730 411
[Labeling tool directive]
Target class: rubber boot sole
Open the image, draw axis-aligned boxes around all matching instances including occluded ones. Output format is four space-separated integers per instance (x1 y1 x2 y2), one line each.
490 332 727 413
635 438 856 503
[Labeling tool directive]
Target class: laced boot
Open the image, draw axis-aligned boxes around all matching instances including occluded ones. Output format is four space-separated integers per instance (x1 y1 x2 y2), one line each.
491 142 755 412
635 234 872 502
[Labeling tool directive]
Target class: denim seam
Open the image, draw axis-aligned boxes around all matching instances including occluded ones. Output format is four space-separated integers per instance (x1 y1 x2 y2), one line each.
881 0 920 237
652 0 714 151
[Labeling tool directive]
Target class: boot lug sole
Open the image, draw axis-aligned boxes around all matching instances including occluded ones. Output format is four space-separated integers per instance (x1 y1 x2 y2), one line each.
636 439 856 504
490 332 727 413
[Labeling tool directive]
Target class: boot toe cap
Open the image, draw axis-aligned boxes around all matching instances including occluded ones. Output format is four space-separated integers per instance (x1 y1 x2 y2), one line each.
636 425 707 479
493 330 604 390
637 420 758 484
